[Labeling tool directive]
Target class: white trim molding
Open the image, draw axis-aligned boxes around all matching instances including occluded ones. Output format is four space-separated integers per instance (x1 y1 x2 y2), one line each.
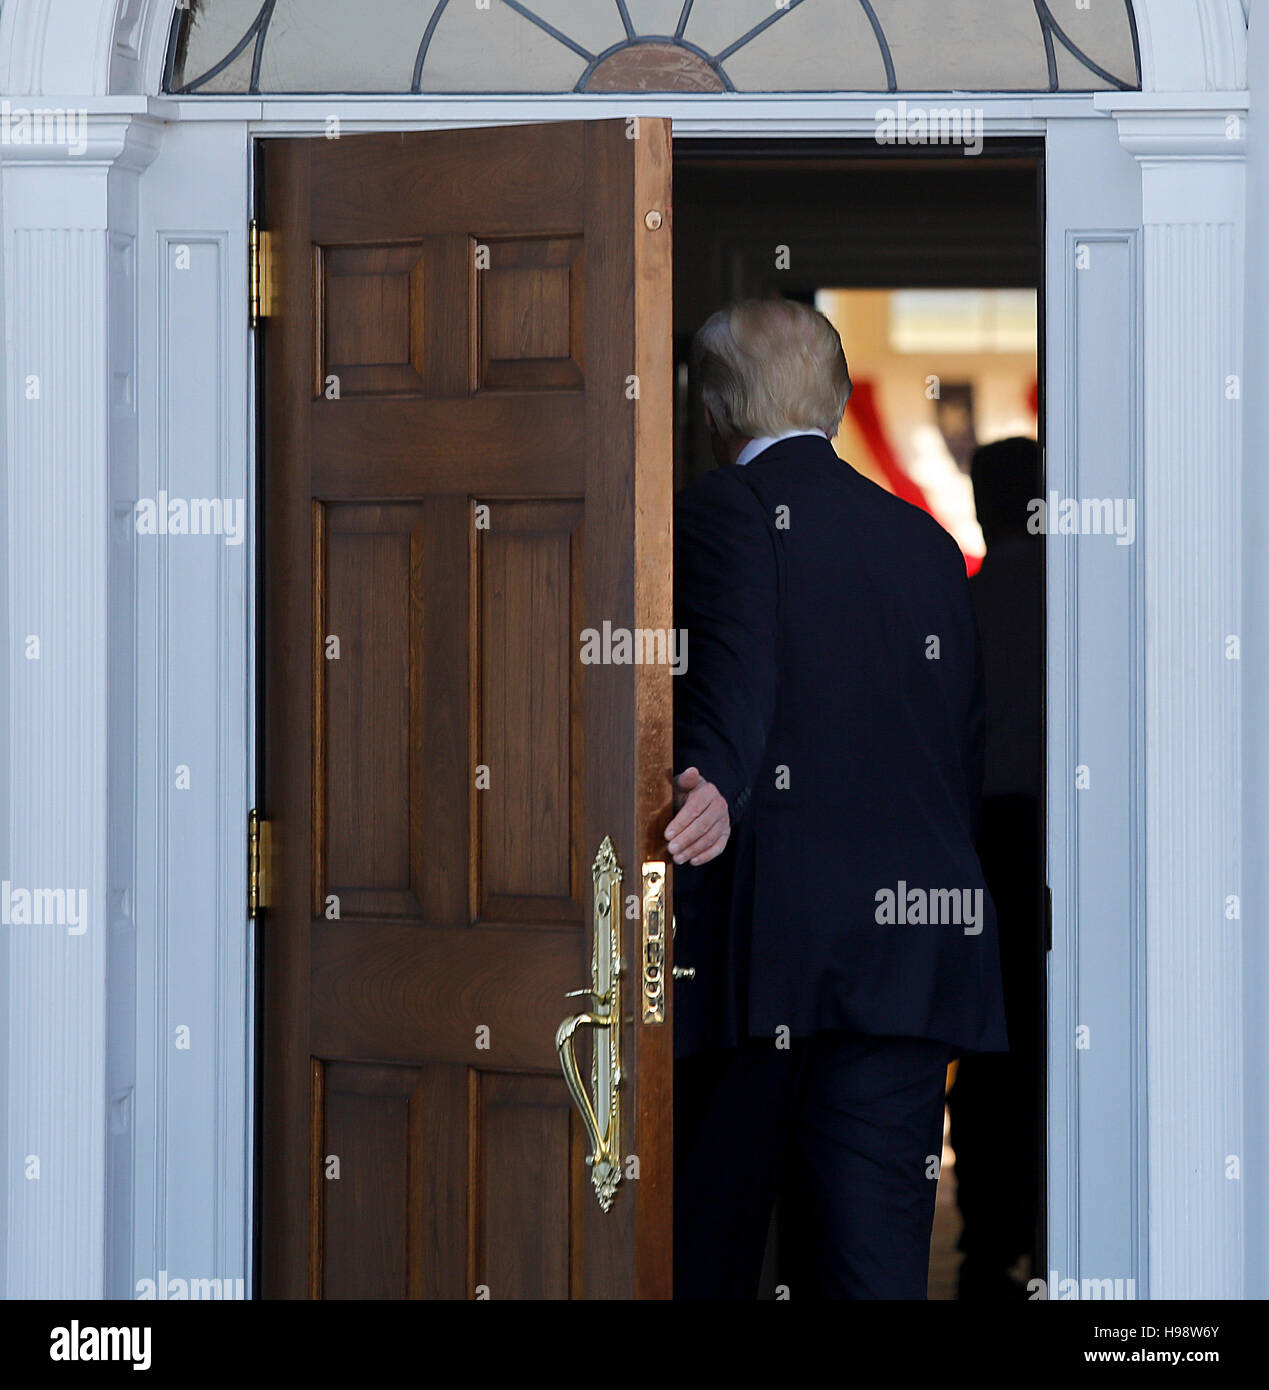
1131 0 1248 92
1041 114 1149 1301
131 118 254 1303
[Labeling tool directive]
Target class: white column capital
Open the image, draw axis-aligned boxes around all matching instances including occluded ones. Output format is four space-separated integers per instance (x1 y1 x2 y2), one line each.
1096 92 1247 165
1096 94 1246 227
0 105 160 166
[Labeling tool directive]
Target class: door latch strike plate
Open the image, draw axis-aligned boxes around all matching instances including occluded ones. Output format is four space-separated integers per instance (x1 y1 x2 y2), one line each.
642 860 666 1024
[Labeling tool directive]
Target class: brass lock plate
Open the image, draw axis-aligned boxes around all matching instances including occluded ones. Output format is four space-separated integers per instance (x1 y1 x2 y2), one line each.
642 860 666 1024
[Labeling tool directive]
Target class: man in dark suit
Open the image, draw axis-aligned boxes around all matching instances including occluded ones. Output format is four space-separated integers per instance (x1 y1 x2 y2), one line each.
667 298 1008 1300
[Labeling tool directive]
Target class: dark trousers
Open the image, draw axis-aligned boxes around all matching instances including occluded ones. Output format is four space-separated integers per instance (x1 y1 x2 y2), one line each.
674 1031 950 1300
947 794 1042 1275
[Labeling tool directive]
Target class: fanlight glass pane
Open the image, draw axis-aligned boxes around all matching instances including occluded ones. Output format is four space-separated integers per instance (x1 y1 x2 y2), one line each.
166 0 1140 95
712 0 890 93
624 1 691 32
416 5 588 95
167 0 266 94
257 0 431 93
871 0 1053 92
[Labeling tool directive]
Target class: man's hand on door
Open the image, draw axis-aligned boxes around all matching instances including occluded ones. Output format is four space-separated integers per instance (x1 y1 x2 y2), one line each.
665 767 731 866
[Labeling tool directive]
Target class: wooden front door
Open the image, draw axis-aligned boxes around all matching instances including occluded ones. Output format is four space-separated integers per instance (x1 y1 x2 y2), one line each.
258 119 674 1299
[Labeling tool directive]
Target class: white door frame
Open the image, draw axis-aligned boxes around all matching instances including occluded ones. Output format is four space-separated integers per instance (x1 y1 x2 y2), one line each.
0 0 1250 1299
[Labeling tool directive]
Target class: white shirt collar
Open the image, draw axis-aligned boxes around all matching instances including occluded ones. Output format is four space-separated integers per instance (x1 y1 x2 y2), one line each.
735 428 828 467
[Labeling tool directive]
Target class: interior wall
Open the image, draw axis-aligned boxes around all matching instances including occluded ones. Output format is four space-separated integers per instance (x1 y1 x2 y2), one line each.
671 147 1040 486
816 288 1037 560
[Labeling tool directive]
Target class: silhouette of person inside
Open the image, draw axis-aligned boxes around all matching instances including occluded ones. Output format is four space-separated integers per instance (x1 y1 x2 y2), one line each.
947 435 1044 1299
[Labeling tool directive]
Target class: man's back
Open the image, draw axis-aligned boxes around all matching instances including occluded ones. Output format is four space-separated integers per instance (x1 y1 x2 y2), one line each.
673 433 1008 1058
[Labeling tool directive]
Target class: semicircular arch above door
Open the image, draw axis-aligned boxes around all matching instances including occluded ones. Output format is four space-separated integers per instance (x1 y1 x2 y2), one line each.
165 0 1141 96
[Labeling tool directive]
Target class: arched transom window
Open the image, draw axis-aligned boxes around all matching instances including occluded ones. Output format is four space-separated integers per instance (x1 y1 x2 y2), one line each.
165 1 1140 95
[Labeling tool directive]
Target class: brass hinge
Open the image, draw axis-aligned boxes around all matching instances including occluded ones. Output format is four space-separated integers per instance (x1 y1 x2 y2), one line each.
248 809 273 918
248 219 273 327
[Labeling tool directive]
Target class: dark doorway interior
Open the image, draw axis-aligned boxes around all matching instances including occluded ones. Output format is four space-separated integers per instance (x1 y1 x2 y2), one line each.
670 140 1047 1301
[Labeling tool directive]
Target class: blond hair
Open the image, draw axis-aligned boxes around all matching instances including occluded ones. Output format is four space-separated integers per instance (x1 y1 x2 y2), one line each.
692 298 852 440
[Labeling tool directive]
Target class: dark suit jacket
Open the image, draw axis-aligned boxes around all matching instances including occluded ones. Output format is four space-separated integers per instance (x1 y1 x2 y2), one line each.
672 433 1009 1059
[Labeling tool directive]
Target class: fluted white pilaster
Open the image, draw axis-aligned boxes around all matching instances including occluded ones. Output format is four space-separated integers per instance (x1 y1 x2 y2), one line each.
1106 96 1246 1298
2 114 160 1298
5 224 109 1298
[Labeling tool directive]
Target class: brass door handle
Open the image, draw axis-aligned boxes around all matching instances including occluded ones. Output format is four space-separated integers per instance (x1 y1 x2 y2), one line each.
556 836 624 1212
555 1008 619 1208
